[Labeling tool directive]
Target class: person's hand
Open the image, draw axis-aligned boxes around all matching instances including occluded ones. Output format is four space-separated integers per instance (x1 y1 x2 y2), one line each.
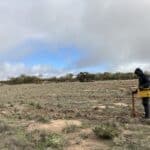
132 89 138 94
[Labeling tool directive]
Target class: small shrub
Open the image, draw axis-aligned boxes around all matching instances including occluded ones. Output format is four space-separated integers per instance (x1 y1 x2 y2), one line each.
5 136 33 150
27 130 66 150
17 113 22 120
36 116 49 123
0 103 5 108
0 120 11 133
80 133 89 139
29 102 35 106
29 102 42 109
93 123 119 139
45 133 65 149
35 103 42 109
62 124 79 134
113 133 150 150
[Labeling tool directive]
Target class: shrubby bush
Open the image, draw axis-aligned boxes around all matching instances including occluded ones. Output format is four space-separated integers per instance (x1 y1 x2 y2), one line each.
76 72 136 82
77 72 95 82
93 122 120 139
7 74 42 84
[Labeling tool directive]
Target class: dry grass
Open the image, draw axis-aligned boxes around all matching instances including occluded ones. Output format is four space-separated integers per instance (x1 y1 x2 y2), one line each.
0 80 149 149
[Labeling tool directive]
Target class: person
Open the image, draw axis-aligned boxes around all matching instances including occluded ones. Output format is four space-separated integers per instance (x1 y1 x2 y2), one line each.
134 68 150 118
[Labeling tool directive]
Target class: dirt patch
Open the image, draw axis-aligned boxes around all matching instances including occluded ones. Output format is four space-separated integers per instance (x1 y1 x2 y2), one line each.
113 103 128 107
93 105 106 110
67 135 109 150
123 130 134 135
66 128 110 150
108 106 115 109
81 128 93 135
27 119 82 133
84 89 98 92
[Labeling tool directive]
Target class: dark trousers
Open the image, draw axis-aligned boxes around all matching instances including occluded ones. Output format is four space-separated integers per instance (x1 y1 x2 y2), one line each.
142 98 150 118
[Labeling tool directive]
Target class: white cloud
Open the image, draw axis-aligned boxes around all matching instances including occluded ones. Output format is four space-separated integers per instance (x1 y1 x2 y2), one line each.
0 0 149 75
113 62 150 73
0 62 63 80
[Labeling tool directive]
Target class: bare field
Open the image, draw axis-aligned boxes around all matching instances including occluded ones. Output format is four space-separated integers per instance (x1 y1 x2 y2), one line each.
0 80 150 150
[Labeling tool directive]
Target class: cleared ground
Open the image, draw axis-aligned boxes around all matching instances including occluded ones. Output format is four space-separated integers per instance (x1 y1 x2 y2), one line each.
0 80 149 150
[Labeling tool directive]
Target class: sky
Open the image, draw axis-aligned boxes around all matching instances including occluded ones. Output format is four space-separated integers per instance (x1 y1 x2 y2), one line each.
0 0 150 80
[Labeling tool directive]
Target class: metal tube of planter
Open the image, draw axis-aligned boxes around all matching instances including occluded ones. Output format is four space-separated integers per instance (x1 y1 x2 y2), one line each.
132 92 136 117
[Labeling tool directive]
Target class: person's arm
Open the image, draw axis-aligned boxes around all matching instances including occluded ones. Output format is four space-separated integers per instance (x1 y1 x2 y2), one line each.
139 75 150 90
139 83 149 90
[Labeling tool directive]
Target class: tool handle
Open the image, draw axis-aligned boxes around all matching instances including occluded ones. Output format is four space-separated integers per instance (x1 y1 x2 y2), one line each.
131 92 136 117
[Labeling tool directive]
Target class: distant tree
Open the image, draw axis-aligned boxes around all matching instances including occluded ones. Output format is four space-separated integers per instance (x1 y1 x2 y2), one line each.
77 72 95 82
8 74 42 84
77 72 86 82
65 73 74 81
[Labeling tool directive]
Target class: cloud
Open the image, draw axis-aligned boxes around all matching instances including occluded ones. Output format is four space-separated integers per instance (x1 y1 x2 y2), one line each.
0 62 63 80
74 0 150 69
113 62 150 73
0 0 150 75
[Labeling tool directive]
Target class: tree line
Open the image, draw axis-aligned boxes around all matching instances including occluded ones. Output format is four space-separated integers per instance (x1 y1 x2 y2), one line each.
0 72 137 84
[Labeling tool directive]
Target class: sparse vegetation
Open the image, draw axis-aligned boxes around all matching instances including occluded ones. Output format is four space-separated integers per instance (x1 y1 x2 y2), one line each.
0 120 11 133
35 103 42 109
36 115 50 123
0 80 149 149
93 122 119 139
27 130 66 150
79 132 89 139
62 124 79 133
43 133 66 149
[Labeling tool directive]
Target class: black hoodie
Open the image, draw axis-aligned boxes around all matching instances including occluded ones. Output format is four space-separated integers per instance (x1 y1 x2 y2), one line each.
134 68 150 90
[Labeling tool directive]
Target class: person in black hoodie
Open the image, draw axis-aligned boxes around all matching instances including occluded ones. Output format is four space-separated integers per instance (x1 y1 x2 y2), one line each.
134 68 150 118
